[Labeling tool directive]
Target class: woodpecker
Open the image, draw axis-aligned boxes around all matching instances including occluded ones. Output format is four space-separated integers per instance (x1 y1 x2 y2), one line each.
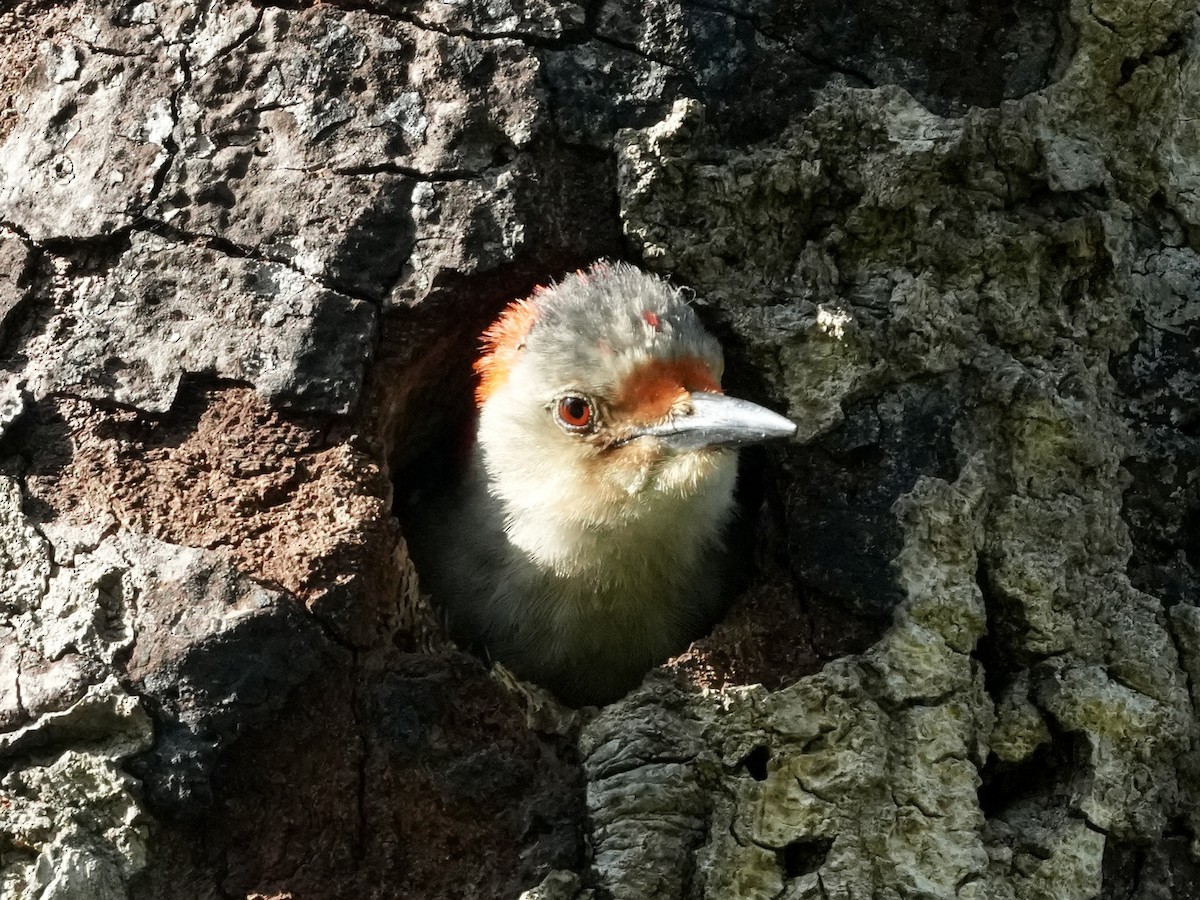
416 262 796 706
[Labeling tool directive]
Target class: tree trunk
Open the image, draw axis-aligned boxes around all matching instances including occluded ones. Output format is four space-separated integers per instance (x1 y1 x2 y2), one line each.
2 0 1198 898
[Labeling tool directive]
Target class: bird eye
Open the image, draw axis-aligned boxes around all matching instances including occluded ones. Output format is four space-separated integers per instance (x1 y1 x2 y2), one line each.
555 395 594 432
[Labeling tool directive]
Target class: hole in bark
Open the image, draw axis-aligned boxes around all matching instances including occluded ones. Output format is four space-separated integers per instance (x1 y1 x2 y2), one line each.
195 182 236 209
93 569 128 643
392 264 801 705
977 727 1085 819
778 838 832 878
740 745 770 781
972 558 1049 692
492 142 518 165
1118 30 1185 85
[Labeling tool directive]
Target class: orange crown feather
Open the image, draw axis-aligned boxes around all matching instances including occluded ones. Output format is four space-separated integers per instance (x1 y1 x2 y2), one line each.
474 295 541 406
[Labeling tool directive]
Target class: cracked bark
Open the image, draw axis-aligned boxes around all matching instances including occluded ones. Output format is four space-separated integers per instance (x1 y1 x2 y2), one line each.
1 0 1200 898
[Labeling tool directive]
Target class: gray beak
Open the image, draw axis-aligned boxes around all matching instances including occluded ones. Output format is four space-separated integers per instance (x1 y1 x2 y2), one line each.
637 391 797 450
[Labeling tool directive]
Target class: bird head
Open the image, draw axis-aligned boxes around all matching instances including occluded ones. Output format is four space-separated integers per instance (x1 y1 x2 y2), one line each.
472 263 796 538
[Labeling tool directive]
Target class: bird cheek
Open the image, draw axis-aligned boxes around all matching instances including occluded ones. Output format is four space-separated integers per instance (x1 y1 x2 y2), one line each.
606 443 663 496
656 446 735 497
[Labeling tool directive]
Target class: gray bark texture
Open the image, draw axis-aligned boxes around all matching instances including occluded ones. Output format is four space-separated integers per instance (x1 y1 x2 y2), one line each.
0 0 1198 898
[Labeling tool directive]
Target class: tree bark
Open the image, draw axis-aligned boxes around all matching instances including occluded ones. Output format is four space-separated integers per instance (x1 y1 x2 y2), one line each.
1 0 1198 898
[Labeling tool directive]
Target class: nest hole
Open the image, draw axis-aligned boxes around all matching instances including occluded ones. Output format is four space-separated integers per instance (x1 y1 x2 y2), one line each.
739 744 771 782
778 838 833 879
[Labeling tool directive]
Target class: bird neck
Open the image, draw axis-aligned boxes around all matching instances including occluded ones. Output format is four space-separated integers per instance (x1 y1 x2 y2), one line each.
474 448 739 590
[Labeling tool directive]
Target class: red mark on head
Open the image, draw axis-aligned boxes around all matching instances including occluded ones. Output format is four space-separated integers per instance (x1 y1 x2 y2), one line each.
642 310 661 331
475 297 540 406
613 356 721 423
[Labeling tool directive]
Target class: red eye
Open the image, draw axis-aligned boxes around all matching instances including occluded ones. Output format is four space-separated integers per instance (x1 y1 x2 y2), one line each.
556 395 593 431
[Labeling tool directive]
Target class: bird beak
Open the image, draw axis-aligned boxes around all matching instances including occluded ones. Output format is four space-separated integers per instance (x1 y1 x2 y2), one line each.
636 391 797 450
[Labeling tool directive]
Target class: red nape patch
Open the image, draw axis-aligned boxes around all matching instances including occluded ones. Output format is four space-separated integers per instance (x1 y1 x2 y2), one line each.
475 297 540 406
641 310 661 331
613 356 722 422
